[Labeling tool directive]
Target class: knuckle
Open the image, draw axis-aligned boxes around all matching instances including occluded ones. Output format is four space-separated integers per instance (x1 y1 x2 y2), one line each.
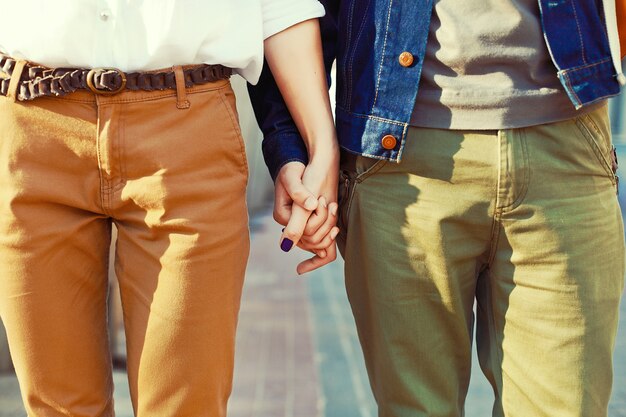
291 188 307 201
309 238 324 249
283 229 302 241
273 212 287 225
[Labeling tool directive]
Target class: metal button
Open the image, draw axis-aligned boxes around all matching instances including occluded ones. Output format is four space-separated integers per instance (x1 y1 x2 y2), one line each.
100 10 111 21
399 52 414 68
381 135 397 150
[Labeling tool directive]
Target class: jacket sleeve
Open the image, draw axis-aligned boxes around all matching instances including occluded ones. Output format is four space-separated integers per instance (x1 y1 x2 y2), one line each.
248 0 340 181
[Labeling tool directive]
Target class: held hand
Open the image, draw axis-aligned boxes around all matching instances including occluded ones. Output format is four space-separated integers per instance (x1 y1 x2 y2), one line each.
282 153 340 274
293 197 340 275
300 197 340 251
273 161 319 250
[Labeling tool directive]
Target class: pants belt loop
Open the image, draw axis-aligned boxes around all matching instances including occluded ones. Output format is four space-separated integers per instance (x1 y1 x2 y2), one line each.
173 66 190 110
7 60 27 102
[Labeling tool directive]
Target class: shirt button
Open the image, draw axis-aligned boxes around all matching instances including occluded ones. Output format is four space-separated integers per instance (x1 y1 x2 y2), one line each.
100 10 111 21
381 135 397 150
398 52 414 68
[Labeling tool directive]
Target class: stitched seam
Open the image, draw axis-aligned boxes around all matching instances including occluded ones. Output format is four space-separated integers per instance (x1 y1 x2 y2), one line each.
486 208 503 358
344 178 358 230
120 107 127 188
113 105 124 199
571 1 588 64
488 132 504 264
371 0 394 111
357 151 387 160
344 0 355 110
486 212 500 267
112 180 127 194
577 116 615 178
583 111 610 154
498 130 530 211
37 96 95 104
560 72 582 108
347 0 372 110
346 113 406 126
345 148 399 162
576 118 616 183
495 130 509 210
486 267 505 407
103 230 115 416
485 226 504 376
558 57 615 108
219 89 249 178
95 108 109 216
356 160 387 183
396 124 410 162
577 91 621 107
560 57 611 73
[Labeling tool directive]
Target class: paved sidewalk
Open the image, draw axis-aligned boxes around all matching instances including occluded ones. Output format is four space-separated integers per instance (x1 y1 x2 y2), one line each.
1 210 626 416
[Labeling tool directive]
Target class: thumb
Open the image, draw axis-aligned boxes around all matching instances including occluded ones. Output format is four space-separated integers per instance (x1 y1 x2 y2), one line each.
273 180 293 226
279 162 318 211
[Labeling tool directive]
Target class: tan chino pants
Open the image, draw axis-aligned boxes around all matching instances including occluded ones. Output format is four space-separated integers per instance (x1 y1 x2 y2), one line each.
0 66 249 416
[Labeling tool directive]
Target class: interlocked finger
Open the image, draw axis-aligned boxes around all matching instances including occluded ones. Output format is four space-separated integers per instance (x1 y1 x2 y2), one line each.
296 241 338 275
301 201 338 247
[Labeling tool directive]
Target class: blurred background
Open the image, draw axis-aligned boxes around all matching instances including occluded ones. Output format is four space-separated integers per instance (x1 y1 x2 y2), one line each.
1 74 626 416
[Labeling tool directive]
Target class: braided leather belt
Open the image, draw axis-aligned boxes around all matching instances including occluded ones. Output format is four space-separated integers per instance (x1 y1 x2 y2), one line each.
0 55 232 101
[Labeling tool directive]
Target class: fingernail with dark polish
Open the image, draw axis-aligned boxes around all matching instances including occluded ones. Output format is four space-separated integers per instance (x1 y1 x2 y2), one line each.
281 238 294 252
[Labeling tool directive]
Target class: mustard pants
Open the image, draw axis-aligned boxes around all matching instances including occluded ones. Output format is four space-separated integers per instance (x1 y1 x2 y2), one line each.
337 105 625 417
0 74 249 416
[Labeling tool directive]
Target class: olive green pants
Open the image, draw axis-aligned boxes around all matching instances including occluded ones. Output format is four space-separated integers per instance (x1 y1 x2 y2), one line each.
337 105 625 417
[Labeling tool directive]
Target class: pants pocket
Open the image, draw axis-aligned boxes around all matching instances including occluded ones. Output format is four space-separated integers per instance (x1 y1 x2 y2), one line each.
574 105 617 184
337 151 388 248
217 84 249 179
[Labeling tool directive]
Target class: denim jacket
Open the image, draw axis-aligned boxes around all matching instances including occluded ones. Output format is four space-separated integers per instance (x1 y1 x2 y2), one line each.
249 0 625 180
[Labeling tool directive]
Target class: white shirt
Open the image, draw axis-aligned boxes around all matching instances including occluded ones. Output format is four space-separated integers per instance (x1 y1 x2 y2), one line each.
0 0 325 84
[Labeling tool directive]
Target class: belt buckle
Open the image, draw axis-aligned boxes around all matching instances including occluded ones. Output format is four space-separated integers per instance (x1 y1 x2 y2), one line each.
86 68 127 95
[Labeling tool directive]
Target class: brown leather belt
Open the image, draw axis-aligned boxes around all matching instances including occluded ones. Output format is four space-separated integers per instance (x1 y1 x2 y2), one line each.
0 55 232 101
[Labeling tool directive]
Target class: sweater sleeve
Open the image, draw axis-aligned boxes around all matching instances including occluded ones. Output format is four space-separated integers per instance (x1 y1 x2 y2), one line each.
261 0 326 40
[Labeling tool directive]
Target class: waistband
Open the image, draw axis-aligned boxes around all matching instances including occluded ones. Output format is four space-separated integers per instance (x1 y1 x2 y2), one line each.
0 55 232 101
